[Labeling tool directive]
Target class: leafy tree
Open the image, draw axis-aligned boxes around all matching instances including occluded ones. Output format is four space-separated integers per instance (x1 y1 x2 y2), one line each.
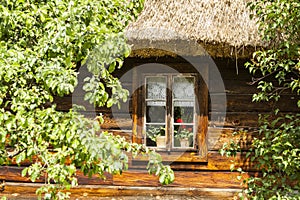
221 1 300 199
0 0 174 199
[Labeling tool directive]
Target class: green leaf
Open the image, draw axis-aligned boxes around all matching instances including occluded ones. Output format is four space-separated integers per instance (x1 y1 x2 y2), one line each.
22 168 28 177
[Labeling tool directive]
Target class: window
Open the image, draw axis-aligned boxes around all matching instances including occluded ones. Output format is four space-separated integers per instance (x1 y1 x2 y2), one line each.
144 75 196 149
132 69 208 161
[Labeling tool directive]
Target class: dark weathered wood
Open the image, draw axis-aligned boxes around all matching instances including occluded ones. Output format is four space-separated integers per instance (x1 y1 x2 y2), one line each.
94 110 300 130
132 67 143 144
165 75 172 150
55 93 299 114
220 79 259 94
0 166 42 183
196 66 209 160
81 111 260 130
209 111 260 127
210 94 300 112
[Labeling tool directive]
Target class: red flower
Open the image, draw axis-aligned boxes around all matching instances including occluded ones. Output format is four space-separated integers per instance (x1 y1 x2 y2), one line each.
176 118 183 123
188 128 193 132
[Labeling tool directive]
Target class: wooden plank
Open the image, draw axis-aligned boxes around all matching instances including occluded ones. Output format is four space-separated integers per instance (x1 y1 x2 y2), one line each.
0 166 112 185
132 67 143 144
0 166 41 183
113 170 254 189
219 79 259 94
166 75 172 151
131 151 256 171
6 150 256 173
0 182 242 199
113 171 160 187
196 66 209 160
0 182 38 199
209 111 260 128
55 93 299 115
198 115 208 160
0 168 257 196
85 111 259 130
100 114 132 129
95 110 300 130
208 127 254 151
210 94 300 112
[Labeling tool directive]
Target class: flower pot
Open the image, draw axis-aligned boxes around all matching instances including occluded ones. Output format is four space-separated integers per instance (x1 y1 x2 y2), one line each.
180 138 189 148
156 136 166 148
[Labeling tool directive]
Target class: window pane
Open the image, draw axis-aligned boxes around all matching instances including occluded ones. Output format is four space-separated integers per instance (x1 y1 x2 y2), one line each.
146 77 166 99
173 125 194 148
146 104 166 123
173 77 195 99
174 105 194 123
145 125 166 147
172 76 195 148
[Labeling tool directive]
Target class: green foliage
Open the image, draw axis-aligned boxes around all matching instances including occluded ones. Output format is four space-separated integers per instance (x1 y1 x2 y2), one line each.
221 0 300 199
0 0 174 199
146 126 165 142
174 128 193 140
244 114 300 199
220 115 300 199
246 0 300 105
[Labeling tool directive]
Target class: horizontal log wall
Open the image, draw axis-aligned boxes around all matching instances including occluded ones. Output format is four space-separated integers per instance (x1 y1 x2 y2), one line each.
54 58 299 128
1 182 242 200
53 56 296 179
0 166 256 199
1 57 298 199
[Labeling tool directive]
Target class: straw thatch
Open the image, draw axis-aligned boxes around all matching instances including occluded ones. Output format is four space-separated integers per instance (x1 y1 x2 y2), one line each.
126 0 261 58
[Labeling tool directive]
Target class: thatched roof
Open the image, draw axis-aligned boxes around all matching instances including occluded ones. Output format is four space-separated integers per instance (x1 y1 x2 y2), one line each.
126 0 261 58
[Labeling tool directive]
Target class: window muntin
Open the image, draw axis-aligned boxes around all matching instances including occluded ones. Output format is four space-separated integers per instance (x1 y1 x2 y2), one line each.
144 74 196 149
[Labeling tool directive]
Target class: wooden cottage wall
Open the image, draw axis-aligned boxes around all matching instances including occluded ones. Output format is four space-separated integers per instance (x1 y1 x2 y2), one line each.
1 56 299 199
52 57 272 177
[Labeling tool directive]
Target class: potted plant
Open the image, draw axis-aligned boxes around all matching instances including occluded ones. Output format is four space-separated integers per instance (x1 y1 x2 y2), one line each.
175 128 193 148
147 126 166 148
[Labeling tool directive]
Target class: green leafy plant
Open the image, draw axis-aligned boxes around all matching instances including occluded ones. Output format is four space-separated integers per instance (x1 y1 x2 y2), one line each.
174 128 193 140
220 0 300 199
0 0 174 199
147 126 165 142
244 114 300 199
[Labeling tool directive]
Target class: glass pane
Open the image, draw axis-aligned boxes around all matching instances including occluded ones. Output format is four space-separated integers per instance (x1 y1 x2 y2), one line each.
174 105 194 123
146 77 166 100
173 77 195 99
146 105 166 123
173 125 194 148
145 125 165 147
